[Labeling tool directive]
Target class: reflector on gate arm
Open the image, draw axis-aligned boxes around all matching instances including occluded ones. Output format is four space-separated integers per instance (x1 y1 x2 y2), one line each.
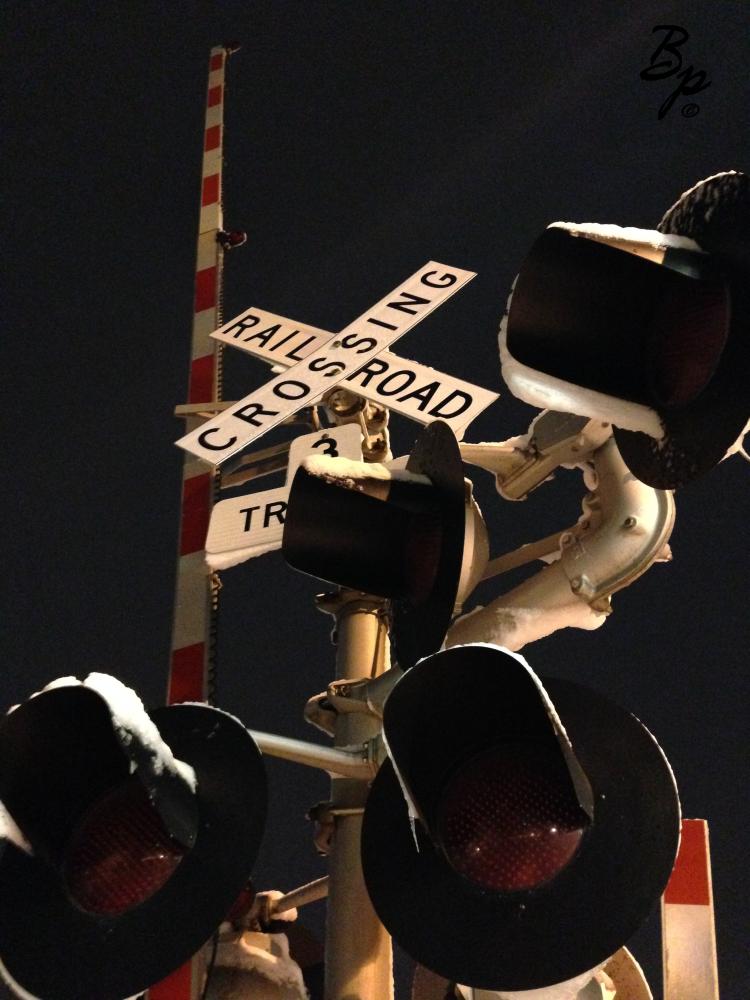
0 677 267 1000
361 644 680 993
282 421 488 668
500 170 750 489
662 818 719 1000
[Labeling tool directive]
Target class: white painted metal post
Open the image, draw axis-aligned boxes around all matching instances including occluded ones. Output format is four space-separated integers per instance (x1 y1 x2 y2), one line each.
323 594 394 1000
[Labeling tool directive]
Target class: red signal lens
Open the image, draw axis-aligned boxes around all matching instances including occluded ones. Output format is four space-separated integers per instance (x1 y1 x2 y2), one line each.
64 778 186 916
437 743 589 893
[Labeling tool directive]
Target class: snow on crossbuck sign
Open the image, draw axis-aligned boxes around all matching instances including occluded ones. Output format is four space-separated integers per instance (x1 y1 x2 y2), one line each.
177 261 481 464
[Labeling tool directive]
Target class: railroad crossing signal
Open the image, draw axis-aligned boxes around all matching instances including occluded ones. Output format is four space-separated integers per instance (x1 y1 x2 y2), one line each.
501 171 749 489
205 424 363 569
361 644 680 993
282 421 487 669
0 678 267 1000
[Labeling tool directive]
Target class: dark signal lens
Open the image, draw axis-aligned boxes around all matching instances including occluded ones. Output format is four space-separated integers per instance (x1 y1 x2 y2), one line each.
404 509 442 605
437 743 589 893
64 778 186 916
648 278 729 407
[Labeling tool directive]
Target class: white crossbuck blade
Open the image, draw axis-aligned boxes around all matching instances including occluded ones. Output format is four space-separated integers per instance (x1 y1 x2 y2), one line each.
177 261 479 464
211 307 498 438
205 424 363 569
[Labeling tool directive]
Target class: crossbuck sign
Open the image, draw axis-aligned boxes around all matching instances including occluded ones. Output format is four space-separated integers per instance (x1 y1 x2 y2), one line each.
177 262 477 464
211 311 497 437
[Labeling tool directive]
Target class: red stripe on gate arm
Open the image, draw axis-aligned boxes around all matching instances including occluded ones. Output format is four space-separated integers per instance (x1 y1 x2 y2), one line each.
169 643 206 704
188 355 215 406
204 124 221 151
194 265 218 313
180 472 213 554
149 959 193 999
202 173 220 206
207 85 223 107
209 52 223 71
664 819 711 905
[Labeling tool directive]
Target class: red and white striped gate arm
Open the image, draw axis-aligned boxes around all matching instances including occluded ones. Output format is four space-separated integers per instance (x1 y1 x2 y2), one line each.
148 44 229 1000
662 818 720 1000
167 44 227 709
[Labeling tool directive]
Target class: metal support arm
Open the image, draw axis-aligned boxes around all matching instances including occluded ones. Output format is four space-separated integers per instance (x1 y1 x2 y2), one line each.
250 729 375 780
448 435 675 651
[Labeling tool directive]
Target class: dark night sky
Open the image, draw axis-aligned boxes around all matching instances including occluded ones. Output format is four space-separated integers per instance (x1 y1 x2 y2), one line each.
3 2 748 998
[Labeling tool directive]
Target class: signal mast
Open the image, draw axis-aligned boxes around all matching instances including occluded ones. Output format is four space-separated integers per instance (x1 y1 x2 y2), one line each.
158 47 730 1000
1 44 735 1000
